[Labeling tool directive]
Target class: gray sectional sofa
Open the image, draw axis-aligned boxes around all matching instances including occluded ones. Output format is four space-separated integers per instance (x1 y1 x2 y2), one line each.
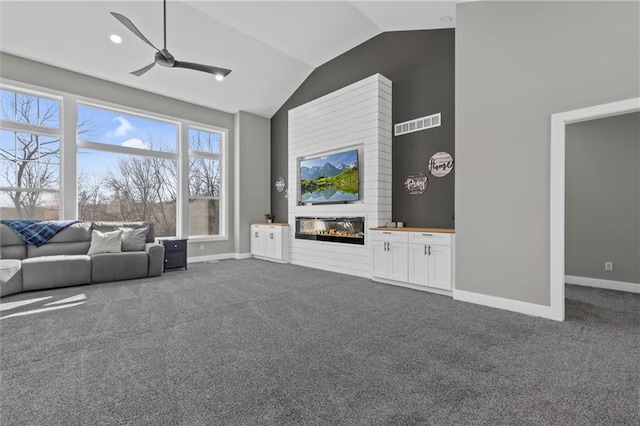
0 221 165 297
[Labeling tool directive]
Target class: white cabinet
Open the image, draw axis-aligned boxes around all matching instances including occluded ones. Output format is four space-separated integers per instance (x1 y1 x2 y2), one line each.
370 231 409 282
251 225 266 257
371 228 454 295
251 224 288 263
408 232 453 291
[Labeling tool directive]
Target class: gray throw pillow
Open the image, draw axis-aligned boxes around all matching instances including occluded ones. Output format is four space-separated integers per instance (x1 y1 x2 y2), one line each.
119 226 149 251
87 230 123 255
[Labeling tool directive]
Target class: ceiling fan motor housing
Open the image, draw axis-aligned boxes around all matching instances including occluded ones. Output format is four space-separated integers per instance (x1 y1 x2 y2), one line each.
156 50 175 67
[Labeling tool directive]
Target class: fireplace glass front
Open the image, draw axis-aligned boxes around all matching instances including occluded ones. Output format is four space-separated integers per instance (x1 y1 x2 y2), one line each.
295 217 365 245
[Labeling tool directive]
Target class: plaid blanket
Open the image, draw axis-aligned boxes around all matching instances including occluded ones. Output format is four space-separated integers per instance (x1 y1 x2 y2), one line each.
0 219 82 247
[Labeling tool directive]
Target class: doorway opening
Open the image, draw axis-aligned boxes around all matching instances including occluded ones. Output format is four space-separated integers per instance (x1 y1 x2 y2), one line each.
549 97 640 321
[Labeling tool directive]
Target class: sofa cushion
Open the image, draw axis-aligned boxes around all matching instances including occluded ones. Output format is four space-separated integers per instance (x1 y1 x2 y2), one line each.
0 224 27 260
1 224 25 246
28 242 90 258
22 255 91 291
2 245 27 260
47 222 92 243
92 221 155 243
88 230 122 255
0 259 22 297
92 251 148 283
120 226 149 251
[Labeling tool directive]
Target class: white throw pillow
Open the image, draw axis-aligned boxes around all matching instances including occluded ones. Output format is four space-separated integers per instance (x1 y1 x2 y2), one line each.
119 226 149 251
87 230 123 255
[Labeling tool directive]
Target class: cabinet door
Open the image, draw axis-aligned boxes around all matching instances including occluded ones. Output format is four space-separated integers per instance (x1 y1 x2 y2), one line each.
251 226 265 256
272 230 282 260
408 244 429 286
428 244 452 290
265 227 280 260
387 242 408 282
371 240 389 278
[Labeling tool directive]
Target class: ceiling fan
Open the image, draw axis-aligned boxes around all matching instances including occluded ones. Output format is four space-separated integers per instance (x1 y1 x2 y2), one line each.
111 0 231 80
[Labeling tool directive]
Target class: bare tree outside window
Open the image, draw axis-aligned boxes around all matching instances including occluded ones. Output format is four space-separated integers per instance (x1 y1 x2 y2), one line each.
188 128 222 236
0 89 82 219
2 90 224 238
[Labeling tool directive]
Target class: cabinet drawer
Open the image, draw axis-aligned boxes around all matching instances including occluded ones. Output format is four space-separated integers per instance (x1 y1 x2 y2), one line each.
163 239 187 252
370 231 409 243
265 226 282 236
409 232 452 246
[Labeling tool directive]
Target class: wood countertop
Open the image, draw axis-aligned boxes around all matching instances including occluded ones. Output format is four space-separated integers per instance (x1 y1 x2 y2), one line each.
251 223 289 226
370 227 455 233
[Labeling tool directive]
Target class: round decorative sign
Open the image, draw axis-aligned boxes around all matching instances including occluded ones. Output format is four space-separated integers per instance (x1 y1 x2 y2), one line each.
275 176 286 192
404 172 428 196
428 152 454 177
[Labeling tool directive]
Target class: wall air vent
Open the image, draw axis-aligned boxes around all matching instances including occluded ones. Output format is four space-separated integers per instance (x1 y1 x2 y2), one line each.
394 113 441 137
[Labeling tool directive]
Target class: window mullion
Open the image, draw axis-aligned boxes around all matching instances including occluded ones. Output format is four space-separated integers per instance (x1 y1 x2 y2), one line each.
61 95 77 220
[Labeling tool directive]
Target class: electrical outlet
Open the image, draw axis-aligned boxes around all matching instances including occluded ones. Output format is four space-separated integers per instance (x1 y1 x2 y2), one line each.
605 262 613 271
199 244 204 250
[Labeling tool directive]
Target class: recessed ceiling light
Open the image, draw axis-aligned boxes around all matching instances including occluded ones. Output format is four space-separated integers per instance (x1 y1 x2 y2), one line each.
215 74 224 81
440 16 453 24
110 34 122 44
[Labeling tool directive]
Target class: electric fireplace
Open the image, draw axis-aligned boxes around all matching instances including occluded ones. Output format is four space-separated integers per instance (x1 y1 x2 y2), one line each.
295 217 365 245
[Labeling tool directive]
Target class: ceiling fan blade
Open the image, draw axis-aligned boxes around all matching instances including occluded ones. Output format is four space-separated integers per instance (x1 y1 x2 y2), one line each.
173 61 232 77
131 62 156 77
111 12 161 53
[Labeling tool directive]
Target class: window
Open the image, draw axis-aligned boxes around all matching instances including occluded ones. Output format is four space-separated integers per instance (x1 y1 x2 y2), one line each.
188 128 223 237
76 104 178 237
0 88 61 219
1 83 228 240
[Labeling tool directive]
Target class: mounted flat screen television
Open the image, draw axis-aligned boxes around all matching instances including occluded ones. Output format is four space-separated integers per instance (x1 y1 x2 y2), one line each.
299 149 359 204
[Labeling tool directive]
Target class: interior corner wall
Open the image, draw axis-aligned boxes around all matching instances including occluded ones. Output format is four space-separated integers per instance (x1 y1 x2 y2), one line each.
0 53 237 257
565 112 640 285
455 1 640 305
271 30 455 228
233 111 271 255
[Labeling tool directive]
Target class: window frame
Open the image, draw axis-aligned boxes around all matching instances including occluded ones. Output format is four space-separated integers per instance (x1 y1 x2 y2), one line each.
185 124 227 241
0 80 229 241
0 84 63 219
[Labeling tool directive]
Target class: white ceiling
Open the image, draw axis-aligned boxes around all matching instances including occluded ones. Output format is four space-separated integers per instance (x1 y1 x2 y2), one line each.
0 1 457 118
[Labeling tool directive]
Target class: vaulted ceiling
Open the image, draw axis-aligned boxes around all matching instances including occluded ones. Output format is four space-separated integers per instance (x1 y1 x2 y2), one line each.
0 1 457 118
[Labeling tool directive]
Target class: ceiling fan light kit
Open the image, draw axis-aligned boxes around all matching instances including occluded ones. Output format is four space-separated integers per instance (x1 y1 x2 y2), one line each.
111 0 231 80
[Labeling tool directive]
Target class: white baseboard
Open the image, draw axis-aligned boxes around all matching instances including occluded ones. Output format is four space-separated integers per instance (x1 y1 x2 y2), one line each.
372 277 453 297
453 289 555 320
565 275 640 293
188 252 251 263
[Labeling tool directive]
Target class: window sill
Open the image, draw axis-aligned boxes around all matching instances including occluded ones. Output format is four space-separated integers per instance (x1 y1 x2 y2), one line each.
187 235 228 243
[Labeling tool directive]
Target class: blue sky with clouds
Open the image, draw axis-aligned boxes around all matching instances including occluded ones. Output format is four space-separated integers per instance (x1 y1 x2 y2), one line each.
77 105 178 175
300 149 357 169
78 105 177 151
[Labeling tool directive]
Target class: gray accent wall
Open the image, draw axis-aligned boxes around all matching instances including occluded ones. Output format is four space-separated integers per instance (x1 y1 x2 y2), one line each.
565 113 639 284
271 30 455 228
456 1 640 305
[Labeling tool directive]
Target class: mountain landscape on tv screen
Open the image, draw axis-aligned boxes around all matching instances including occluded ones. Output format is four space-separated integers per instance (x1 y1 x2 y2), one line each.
300 150 359 203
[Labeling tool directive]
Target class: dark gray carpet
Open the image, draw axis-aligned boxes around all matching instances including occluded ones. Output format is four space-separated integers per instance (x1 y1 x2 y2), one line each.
1 259 638 425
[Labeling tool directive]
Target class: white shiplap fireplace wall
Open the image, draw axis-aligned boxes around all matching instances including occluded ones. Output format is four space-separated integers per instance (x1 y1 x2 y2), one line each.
288 74 392 277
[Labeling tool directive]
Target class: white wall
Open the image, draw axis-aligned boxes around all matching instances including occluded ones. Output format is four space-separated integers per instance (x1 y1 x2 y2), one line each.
288 74 392 277
455 1 640 308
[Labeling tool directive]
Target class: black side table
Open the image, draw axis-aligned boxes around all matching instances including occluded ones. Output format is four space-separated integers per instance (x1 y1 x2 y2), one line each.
159 238 188 272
